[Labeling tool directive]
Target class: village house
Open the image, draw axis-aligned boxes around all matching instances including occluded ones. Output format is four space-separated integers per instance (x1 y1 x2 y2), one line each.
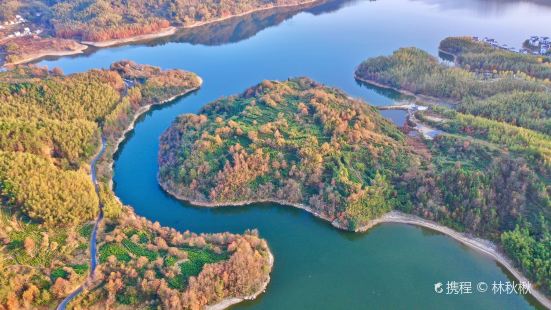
473 35 550 56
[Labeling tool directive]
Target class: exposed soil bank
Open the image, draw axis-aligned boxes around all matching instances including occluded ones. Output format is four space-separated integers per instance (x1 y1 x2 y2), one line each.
2 43 88 67
81 27 178 47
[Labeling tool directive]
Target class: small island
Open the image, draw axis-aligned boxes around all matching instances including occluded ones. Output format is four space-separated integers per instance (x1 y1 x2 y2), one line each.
158 77 416 230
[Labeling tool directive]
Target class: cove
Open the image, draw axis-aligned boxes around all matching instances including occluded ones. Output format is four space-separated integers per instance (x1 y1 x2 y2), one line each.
39 0 551 308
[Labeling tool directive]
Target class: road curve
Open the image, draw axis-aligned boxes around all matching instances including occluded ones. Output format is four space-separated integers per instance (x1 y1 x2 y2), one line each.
57 138 107 310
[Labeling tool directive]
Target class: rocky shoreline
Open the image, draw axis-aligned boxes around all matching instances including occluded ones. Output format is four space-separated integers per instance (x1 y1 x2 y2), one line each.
104 77 203 190
354 75 459 107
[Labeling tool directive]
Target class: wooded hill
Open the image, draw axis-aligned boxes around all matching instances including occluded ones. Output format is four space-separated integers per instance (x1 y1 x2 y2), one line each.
69 211 272 309
159 77 417 230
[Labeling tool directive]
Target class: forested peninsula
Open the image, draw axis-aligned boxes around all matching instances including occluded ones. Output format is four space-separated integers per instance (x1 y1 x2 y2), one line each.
0 0 319 66
0 61 273 309
355 37 551 134
159 77 417 230
355 37 550 297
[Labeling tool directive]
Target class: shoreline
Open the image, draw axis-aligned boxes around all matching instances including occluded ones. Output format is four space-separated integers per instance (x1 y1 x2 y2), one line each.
356 211 551 309
105 77 203 190
158 178 338 225
158 181 551 308
3 44 88 67
180 0 320 30
101 79 279 309
81 26 178 48
206 250 275 310
79 0 320 48
354 75 459 107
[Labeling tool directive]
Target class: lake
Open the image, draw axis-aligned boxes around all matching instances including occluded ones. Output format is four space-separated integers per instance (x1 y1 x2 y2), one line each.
39 0 551 308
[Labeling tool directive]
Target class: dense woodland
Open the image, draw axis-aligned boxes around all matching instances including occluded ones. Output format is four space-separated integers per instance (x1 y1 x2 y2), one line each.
356 41 551 295
355 47 547 102
0 0 315 42
0 65 120 309
459 91 551 135
0 61 266 309
159 78 416 230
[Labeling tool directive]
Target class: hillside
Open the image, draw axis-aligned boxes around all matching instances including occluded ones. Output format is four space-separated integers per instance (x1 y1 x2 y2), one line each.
159 77 416 230
355 40 551 295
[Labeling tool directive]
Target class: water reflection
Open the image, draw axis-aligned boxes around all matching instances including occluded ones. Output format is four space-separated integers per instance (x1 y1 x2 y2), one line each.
140 0 359 47
355 79 413 102
411 0 551 15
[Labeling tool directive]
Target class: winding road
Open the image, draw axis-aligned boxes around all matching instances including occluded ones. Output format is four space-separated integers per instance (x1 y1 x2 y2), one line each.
57 138 107 310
